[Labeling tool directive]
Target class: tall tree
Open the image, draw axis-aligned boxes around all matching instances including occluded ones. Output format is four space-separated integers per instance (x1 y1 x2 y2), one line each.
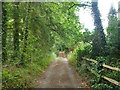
21 3 31 65
91 0 106 56
107 4 117 35
107 5 118 57
108 4 116 19
13 2 20 59
118 1 120 57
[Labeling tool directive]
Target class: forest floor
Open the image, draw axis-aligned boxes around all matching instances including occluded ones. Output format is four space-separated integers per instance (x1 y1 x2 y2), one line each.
35 57 91 88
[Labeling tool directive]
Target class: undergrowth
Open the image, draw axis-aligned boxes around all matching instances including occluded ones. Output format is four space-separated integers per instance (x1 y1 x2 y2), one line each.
67 52 77 66
67 52 120 89
67 52 93 87
2 53 56 88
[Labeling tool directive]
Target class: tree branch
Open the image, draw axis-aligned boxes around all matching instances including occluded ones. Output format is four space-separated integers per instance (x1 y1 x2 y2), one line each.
68 3 91 10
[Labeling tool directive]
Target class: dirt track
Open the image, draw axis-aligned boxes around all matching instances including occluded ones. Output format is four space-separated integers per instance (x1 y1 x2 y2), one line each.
36 57 90 88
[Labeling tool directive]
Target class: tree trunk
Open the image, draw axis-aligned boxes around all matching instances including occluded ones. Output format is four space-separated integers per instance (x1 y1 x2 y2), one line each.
2 2 7 62
13 2 19 59
21 3 31 65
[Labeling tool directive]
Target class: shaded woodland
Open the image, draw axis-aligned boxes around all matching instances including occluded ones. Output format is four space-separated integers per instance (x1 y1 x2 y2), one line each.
1 1 120 89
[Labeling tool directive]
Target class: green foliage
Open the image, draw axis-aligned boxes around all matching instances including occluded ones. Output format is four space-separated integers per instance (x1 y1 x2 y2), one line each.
74 42 92 60
2 53 56 88
91 83 113 89
2 2 84 88
2 1 120 89
68 41 119 89
76 60 88 76
67 52 77 66
106 15 119 58
2 68 34 88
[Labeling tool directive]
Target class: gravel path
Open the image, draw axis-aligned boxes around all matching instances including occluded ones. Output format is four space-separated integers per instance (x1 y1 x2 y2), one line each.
35 57 90 88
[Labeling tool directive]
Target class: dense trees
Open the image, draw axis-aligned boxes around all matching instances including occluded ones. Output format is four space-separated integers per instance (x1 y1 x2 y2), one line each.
2 2 85 88
2 1 120 88
2 2 83 71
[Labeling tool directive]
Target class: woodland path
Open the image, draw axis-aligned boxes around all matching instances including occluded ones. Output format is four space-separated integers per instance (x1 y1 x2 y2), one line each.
35 57 90 88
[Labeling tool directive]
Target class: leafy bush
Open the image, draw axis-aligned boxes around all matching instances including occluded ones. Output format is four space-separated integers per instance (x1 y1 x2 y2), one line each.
2 68 33 88
68 45 120 89
2 53 56 88
92 83 113 89
67 52 77 66
76 60 88 76
74 42 92 61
